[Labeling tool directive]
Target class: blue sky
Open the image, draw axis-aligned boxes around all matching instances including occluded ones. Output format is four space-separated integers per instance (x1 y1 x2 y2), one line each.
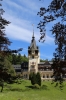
2 0 57 60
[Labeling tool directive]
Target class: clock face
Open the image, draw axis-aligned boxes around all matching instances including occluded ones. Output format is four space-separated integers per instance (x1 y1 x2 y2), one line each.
30 62 36 65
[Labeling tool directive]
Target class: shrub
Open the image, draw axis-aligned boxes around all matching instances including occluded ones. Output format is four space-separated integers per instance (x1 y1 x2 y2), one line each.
29 72 41 86
33 84 40 89
29 73 33 80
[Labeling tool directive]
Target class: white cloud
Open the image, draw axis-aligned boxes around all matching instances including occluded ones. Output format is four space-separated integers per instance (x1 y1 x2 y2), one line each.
3 0 52 17
4 13 32 30
3 1 54 45
3 0 36 15
19 0 52 11
6 24 32 42
6 22 54 45
19 0 40 11
2 0 56 60
4 1 22 9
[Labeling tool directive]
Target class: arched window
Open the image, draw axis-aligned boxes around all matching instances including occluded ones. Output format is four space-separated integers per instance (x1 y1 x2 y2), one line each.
25 74 27 78
43 75 45 78
47 75 49 78
24 74 25 78
32 56 34 58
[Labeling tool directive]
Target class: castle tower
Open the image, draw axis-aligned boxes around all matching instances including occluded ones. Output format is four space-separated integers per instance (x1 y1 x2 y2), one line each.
28 32 40 73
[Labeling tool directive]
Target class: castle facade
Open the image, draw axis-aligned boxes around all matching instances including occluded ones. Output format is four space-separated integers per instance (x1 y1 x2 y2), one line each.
21 33 53 80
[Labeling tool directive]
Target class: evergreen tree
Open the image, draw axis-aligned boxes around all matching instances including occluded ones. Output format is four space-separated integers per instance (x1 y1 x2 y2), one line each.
12 54 17 64
31 72 36 85
0 0 11 53
0 0 22 92
36 72 41 86
29 72 33 80
17 53 22 64
29 72 41 86
7 54 13 63
0 0 11 92
37 0 66 86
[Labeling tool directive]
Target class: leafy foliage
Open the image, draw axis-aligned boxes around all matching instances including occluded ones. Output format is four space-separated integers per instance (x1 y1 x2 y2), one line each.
37 0 66 86
7 53 28 65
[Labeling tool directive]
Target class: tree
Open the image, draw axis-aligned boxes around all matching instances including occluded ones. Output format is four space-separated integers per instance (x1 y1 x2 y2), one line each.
31 72 36 85
0 0 22 92
37 0 66 86
0 0 11 92
0 55 16 92
3 57 16 76
29 72 41 86
36 72 41 86
51 22 66 86
12 54 17 64
24 54 26 58
0 0 11 52
17 53 22 64
7 54 13 63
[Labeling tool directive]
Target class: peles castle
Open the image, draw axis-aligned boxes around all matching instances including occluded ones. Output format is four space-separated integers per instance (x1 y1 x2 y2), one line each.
13 32 54 81
21 33 53 80
13 32 66 80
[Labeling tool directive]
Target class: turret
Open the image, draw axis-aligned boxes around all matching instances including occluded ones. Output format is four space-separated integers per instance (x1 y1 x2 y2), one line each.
28 32 40 73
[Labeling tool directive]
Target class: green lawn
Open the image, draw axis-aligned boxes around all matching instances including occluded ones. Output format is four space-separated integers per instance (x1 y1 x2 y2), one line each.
0 80 66 100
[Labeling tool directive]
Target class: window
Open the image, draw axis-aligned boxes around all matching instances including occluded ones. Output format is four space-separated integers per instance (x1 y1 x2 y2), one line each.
31 66 34 69
47 75 49 78
51 75 52 78
43 75 45 78
32 56 34 58
25 74 27 78
24 74 25 78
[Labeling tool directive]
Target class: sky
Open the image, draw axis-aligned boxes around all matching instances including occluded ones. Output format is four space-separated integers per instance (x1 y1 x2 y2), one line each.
1 0 57 60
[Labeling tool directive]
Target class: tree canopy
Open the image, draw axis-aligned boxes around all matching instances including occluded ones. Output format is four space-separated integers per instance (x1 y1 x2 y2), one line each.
37 0 66 86
0 0 22 92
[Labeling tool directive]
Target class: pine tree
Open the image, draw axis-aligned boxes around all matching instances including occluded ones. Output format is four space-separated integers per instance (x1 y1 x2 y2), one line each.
0 0 11 53
29 72 41 86
31 72 36 85
36 72 41 86
0 0 22 92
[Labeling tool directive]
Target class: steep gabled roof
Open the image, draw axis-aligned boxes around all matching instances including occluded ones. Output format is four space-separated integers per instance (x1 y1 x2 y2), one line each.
44 61 51 65
30 33 37 50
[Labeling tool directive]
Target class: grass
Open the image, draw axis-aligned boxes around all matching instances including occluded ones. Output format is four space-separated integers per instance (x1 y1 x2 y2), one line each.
0 79 66 100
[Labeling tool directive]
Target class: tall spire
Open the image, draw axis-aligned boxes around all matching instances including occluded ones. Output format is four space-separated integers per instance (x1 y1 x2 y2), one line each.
32 24 35 39
32 31 35 39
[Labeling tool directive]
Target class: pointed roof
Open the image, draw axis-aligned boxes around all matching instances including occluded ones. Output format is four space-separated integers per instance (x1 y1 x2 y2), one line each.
44 61 50 65
32 31 34 39
30 32 37 50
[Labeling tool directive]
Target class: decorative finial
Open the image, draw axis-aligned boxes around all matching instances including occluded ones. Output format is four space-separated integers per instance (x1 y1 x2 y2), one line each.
32 24 34 38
